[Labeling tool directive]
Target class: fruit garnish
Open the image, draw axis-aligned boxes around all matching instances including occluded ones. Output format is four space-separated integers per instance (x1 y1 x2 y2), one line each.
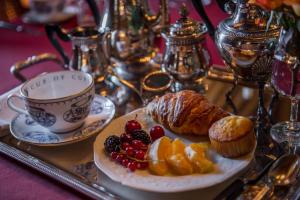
169 138 185 155
165 138 193 175
139 143 148 151
116 154 125 163
150 125 165 142
137 162 148 169
103 120 217 175
104 135 121 153
121 142 130 150
185 143 207 159
125 120 142 134
167 154 193 175
131 140 144 149
127 161 138 171
147 137 214 176
148 136 172 175
185 143 214 173
125 146 134 157
110 152 118 160
122 158 130 167
104 119 154 172
120 133 133 143
135 150 146 160
131 130 151 144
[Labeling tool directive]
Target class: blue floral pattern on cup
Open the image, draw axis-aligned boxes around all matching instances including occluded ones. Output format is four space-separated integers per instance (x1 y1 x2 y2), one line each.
63 95 93 123
27 105 56 127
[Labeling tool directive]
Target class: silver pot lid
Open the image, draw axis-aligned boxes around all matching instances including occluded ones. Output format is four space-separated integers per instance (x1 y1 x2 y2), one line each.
163 5 207 44
219 0 280 40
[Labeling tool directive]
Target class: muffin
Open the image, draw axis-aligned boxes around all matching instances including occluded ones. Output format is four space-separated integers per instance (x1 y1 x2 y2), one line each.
208 116 256 158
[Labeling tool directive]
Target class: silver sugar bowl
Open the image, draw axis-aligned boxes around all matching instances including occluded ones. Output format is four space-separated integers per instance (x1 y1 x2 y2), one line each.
161 5 210 91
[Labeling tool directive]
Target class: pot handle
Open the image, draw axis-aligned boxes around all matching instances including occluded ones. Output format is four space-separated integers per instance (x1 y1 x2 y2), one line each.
191 0 215 38
45 24 70 66
10 53 63 82
215 0 233 12
224 0 236 15
85 0 100 26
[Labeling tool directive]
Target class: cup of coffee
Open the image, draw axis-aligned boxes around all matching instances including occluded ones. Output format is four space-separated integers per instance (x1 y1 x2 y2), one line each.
7 71 95 133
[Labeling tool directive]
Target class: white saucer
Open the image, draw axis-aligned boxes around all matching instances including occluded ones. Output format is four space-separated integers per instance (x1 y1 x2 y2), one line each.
22 6 78 24
10 95 115 146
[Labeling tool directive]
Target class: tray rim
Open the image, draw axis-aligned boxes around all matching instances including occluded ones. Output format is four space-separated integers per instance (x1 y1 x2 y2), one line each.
0 141 119 200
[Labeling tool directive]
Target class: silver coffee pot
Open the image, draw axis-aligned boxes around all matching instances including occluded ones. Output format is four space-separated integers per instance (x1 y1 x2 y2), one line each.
215 0 280 82
161 5 210 91
215 0 281 137
100 0 169 80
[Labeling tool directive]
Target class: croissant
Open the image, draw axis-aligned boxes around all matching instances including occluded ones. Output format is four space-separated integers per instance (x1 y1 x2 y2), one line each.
146 90 229 136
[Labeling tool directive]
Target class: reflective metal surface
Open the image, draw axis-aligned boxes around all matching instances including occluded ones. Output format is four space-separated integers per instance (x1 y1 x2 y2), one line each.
0 67 298 200
100 0 169 80
268 154 300 186
162 5 210 91
215 0 280 82
45 25 108 83
215 0 281 139
10 53 64 82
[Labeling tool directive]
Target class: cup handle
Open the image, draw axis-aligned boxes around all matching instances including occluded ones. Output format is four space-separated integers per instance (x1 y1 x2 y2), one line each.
7 94 27 115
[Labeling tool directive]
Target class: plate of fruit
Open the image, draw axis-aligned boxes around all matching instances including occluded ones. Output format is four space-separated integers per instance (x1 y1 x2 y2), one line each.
94 91 256 192
94 109 255 192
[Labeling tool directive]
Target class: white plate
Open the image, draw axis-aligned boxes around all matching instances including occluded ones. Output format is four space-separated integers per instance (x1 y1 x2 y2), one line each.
10 95 115 146
94 108 254 193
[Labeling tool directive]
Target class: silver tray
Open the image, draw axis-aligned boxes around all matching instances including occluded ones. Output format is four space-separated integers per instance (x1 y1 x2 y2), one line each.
0 67 297 200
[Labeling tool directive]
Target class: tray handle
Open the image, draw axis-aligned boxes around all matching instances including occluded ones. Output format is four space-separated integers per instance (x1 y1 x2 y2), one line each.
10 53 64 82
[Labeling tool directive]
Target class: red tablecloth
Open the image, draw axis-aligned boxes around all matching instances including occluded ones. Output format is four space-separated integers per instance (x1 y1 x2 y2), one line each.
0 1 227 199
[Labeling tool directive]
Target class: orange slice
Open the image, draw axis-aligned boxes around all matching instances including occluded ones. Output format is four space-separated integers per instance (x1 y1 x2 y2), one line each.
148 136 172 175
185 143 214 173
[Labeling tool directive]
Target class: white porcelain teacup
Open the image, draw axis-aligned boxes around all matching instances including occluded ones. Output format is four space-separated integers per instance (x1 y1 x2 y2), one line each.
7 71 95 133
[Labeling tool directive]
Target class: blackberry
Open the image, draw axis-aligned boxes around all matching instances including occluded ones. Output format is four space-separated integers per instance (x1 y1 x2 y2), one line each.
104 135 121 153
131 130 151 144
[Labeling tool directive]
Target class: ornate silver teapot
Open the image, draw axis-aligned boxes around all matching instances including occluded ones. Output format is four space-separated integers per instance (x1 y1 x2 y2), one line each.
161 5 210 91
215 0 280 82
100 0 169 80
215 0 281 136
